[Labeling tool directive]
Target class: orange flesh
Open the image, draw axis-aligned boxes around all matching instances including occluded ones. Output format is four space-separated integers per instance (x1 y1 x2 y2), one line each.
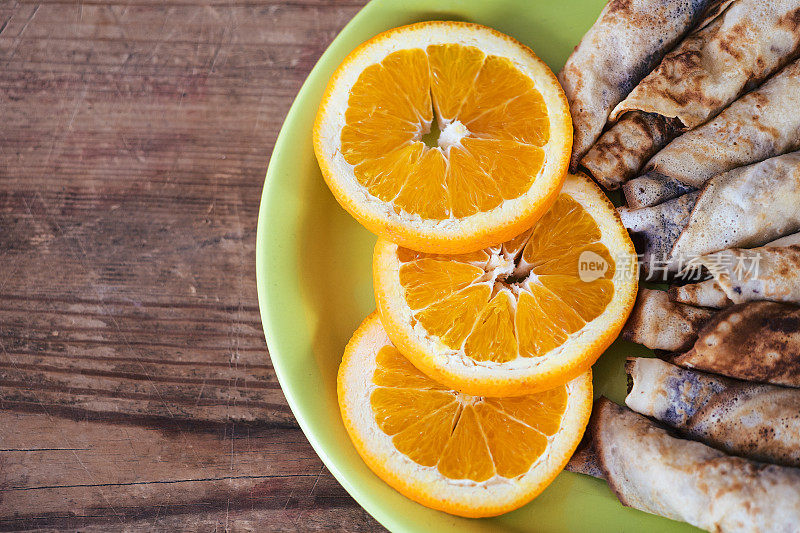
341 44 550 220
370 346 567 481
397 194 616 362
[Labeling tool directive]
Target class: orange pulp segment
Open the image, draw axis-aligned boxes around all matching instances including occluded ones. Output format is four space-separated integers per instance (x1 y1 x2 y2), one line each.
371 345 568 481
398 193 615 363
341 44 549 220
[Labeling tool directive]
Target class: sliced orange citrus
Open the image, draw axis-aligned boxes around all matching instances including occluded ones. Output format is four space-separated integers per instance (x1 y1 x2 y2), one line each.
338 313 592 517
374 173 638 396
314 21 572 254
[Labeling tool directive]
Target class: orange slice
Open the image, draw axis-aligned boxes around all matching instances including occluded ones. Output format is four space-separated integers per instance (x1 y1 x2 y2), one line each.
374 173 638 396
338 313 592 517
314 21 572 254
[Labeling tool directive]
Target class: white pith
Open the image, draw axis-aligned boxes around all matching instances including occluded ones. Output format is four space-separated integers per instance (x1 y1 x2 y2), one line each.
436 120 470 151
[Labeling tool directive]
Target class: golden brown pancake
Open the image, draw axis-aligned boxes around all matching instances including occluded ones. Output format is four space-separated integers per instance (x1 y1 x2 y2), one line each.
626 357 800 467
669 301 800 387
558 0 727 171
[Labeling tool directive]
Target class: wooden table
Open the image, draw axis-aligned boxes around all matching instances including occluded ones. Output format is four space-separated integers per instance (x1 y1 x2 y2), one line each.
0 0 385 529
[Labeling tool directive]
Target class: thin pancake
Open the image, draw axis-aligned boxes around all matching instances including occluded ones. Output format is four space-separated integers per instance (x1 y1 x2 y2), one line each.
669 151 800 262
624 58 800 206
558 0 726 171
592 398 800 532
621 289 714 352
583 0 800 188
626 357 800 468
622 169 695 209
610 0 800 127
564 436 605 479
693 245 800 305
669 279 732 308
618 191 698 277
581 113 683 190
669 234 800 308
668 301 800 387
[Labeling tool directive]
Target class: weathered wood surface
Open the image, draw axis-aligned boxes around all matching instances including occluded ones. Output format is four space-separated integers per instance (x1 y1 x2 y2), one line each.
0 0 382 530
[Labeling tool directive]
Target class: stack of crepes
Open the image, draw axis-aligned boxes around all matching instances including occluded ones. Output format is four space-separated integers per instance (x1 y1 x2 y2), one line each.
566 218 800 529
560 0 800 277
568 276 800 531
567 237 800 531
560 1 800 529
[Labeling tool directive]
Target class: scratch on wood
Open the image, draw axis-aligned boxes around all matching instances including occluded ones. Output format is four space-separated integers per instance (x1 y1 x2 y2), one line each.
309 465 324 495
3 4 40 67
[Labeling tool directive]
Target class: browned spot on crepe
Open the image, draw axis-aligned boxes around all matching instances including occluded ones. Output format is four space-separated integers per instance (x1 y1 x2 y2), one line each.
580 112 682 189
606 0 634 15
778 6 800 31
669 301 800 387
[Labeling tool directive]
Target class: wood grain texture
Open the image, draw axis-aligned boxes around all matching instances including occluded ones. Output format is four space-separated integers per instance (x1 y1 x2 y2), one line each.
0 0 382 530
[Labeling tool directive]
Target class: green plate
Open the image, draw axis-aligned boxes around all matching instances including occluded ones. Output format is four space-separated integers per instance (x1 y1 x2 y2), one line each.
256 1 695 531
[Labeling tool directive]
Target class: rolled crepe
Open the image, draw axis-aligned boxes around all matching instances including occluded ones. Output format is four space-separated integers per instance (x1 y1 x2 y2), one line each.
582 0 800 188
617 191 698 277
557 0 724 171
622 152 800 278
579 113 683 189
622 173 694 209
671 243 800 307
611 0 800 128
624 58 800 207
699 246 800 304
670 232 800 307
626 357 800 467
591 398 800 532
668 301 800 387
621 289 714 351
577 121 672 195
669 279 732 308
669 151 800 263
